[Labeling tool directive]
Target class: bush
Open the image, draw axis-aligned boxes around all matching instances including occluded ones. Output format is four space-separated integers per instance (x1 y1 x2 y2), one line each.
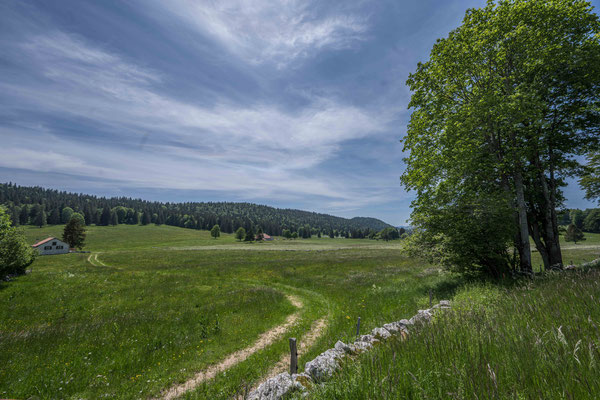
0 207 36 278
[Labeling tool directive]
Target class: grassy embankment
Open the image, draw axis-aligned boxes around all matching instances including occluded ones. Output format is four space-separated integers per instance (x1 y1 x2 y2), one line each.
1 224 448 399
302 235 600 400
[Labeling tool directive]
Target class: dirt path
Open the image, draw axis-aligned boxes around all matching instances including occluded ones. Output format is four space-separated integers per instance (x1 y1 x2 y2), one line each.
87 253 107 267
253 315 328 386
158 294 304 400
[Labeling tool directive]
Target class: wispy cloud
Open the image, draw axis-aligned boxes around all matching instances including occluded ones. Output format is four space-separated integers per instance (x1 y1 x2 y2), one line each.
148 0 369 68
1 31 394 210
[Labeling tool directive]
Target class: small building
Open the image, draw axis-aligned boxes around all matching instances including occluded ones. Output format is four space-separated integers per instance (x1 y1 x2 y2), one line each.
255 233 274 241
32 237 69 255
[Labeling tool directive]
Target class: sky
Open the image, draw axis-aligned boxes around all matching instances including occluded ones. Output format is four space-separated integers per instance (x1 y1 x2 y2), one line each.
0 0 598 226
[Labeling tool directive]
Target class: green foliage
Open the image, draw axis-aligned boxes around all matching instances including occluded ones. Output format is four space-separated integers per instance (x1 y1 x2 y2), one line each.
282 229 292 239
565 223 586 243
61 207 74 224
256 226 264 241
62 217 86 250
379 227 399 241
402 0 600 274
234 227 245 242
210 224 221 239
581 151 600 202
244 226 255 242
291 231 298 239
583 208 600 233
0 207 36 277
70 212 85 225
571 209 586 229
34 209 46 228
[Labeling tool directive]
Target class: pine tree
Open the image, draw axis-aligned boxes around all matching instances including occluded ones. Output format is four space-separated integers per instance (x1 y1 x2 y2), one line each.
110 211 118 226
63 217 86 249
235 227 246 241
132 211 140 225
19 206 29 225
48 208 61 225
35 210 47 228
256 226 264 241
245 226 255 242
141 210 151 225
100 207 111 226
211 224 221 239
565 224 586 244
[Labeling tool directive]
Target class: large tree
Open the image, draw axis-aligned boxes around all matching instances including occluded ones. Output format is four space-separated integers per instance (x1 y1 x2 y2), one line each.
63 216 86 250
402 0 600 275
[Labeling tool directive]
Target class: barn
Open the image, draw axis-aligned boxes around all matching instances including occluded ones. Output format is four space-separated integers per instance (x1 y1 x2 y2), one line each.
32 237 70 255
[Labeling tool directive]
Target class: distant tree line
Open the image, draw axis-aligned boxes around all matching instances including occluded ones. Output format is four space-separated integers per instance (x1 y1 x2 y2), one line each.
0 183 393 237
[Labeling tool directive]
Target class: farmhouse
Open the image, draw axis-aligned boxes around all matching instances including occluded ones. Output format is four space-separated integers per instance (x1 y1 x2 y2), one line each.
32 237 69 255
262 234 273 241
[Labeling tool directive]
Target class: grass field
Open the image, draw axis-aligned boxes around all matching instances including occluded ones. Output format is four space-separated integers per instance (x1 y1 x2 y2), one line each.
1 225 449 399
1 225 598 399
306 266 600 399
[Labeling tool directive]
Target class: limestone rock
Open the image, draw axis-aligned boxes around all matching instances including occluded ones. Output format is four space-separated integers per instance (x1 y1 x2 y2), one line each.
371 327 392 339
247 373 300 400
409 309 433 325
383 321 408 334
304 347 345 381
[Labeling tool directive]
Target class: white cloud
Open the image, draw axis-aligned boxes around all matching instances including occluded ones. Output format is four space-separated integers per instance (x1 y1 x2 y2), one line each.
148 0 368 68
2 31 396 210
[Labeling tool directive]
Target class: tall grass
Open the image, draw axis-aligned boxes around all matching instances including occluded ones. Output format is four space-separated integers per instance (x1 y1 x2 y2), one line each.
307 269 600 399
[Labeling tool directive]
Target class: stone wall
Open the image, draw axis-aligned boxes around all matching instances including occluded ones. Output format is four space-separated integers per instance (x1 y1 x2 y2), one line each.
247 300 451 400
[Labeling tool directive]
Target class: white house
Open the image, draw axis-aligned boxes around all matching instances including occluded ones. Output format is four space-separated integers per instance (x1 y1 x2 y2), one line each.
32 237 70 255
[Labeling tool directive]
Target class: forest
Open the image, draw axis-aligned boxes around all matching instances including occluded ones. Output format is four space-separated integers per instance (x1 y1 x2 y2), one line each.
0 183 392 238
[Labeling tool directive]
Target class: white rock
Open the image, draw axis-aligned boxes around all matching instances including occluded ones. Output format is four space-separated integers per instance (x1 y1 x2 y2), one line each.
304 348 345 381
383 321 407 334
334 340 356 353
409 310 433 325
371 327 392 339
247 372 303 400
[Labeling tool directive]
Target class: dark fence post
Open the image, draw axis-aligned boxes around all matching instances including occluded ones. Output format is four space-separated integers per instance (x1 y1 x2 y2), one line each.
289 338 298 375
356 316 361 337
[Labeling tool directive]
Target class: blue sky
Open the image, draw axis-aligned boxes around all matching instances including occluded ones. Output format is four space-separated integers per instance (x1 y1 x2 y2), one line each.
1 0 598 226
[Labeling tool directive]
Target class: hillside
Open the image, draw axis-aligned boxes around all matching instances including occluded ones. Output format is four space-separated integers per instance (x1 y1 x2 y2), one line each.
0 183 392 236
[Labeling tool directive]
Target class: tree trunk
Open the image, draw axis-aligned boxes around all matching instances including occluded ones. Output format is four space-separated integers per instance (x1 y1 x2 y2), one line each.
529 220 549 271
514 169 533 273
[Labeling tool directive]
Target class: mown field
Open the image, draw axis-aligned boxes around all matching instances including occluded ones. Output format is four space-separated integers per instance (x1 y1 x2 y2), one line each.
1 225 598 399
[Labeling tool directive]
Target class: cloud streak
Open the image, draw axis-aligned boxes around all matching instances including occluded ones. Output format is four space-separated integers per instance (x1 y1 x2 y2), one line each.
148 0 369 68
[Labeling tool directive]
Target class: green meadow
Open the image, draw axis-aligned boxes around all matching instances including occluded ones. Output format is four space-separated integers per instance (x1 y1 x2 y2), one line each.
1 225 446 399
1 225 598 399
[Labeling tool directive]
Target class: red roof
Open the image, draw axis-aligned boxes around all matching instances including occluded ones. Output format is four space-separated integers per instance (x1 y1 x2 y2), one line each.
263 234 272 239
32 237 56 248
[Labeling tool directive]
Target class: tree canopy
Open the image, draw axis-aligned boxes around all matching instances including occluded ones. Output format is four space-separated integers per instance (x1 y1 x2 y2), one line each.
402 0 600 275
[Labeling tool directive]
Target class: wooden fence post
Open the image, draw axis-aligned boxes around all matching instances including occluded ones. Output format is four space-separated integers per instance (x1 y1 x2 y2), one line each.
429 289 432 307
356 316 361 337
289 338 298 375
